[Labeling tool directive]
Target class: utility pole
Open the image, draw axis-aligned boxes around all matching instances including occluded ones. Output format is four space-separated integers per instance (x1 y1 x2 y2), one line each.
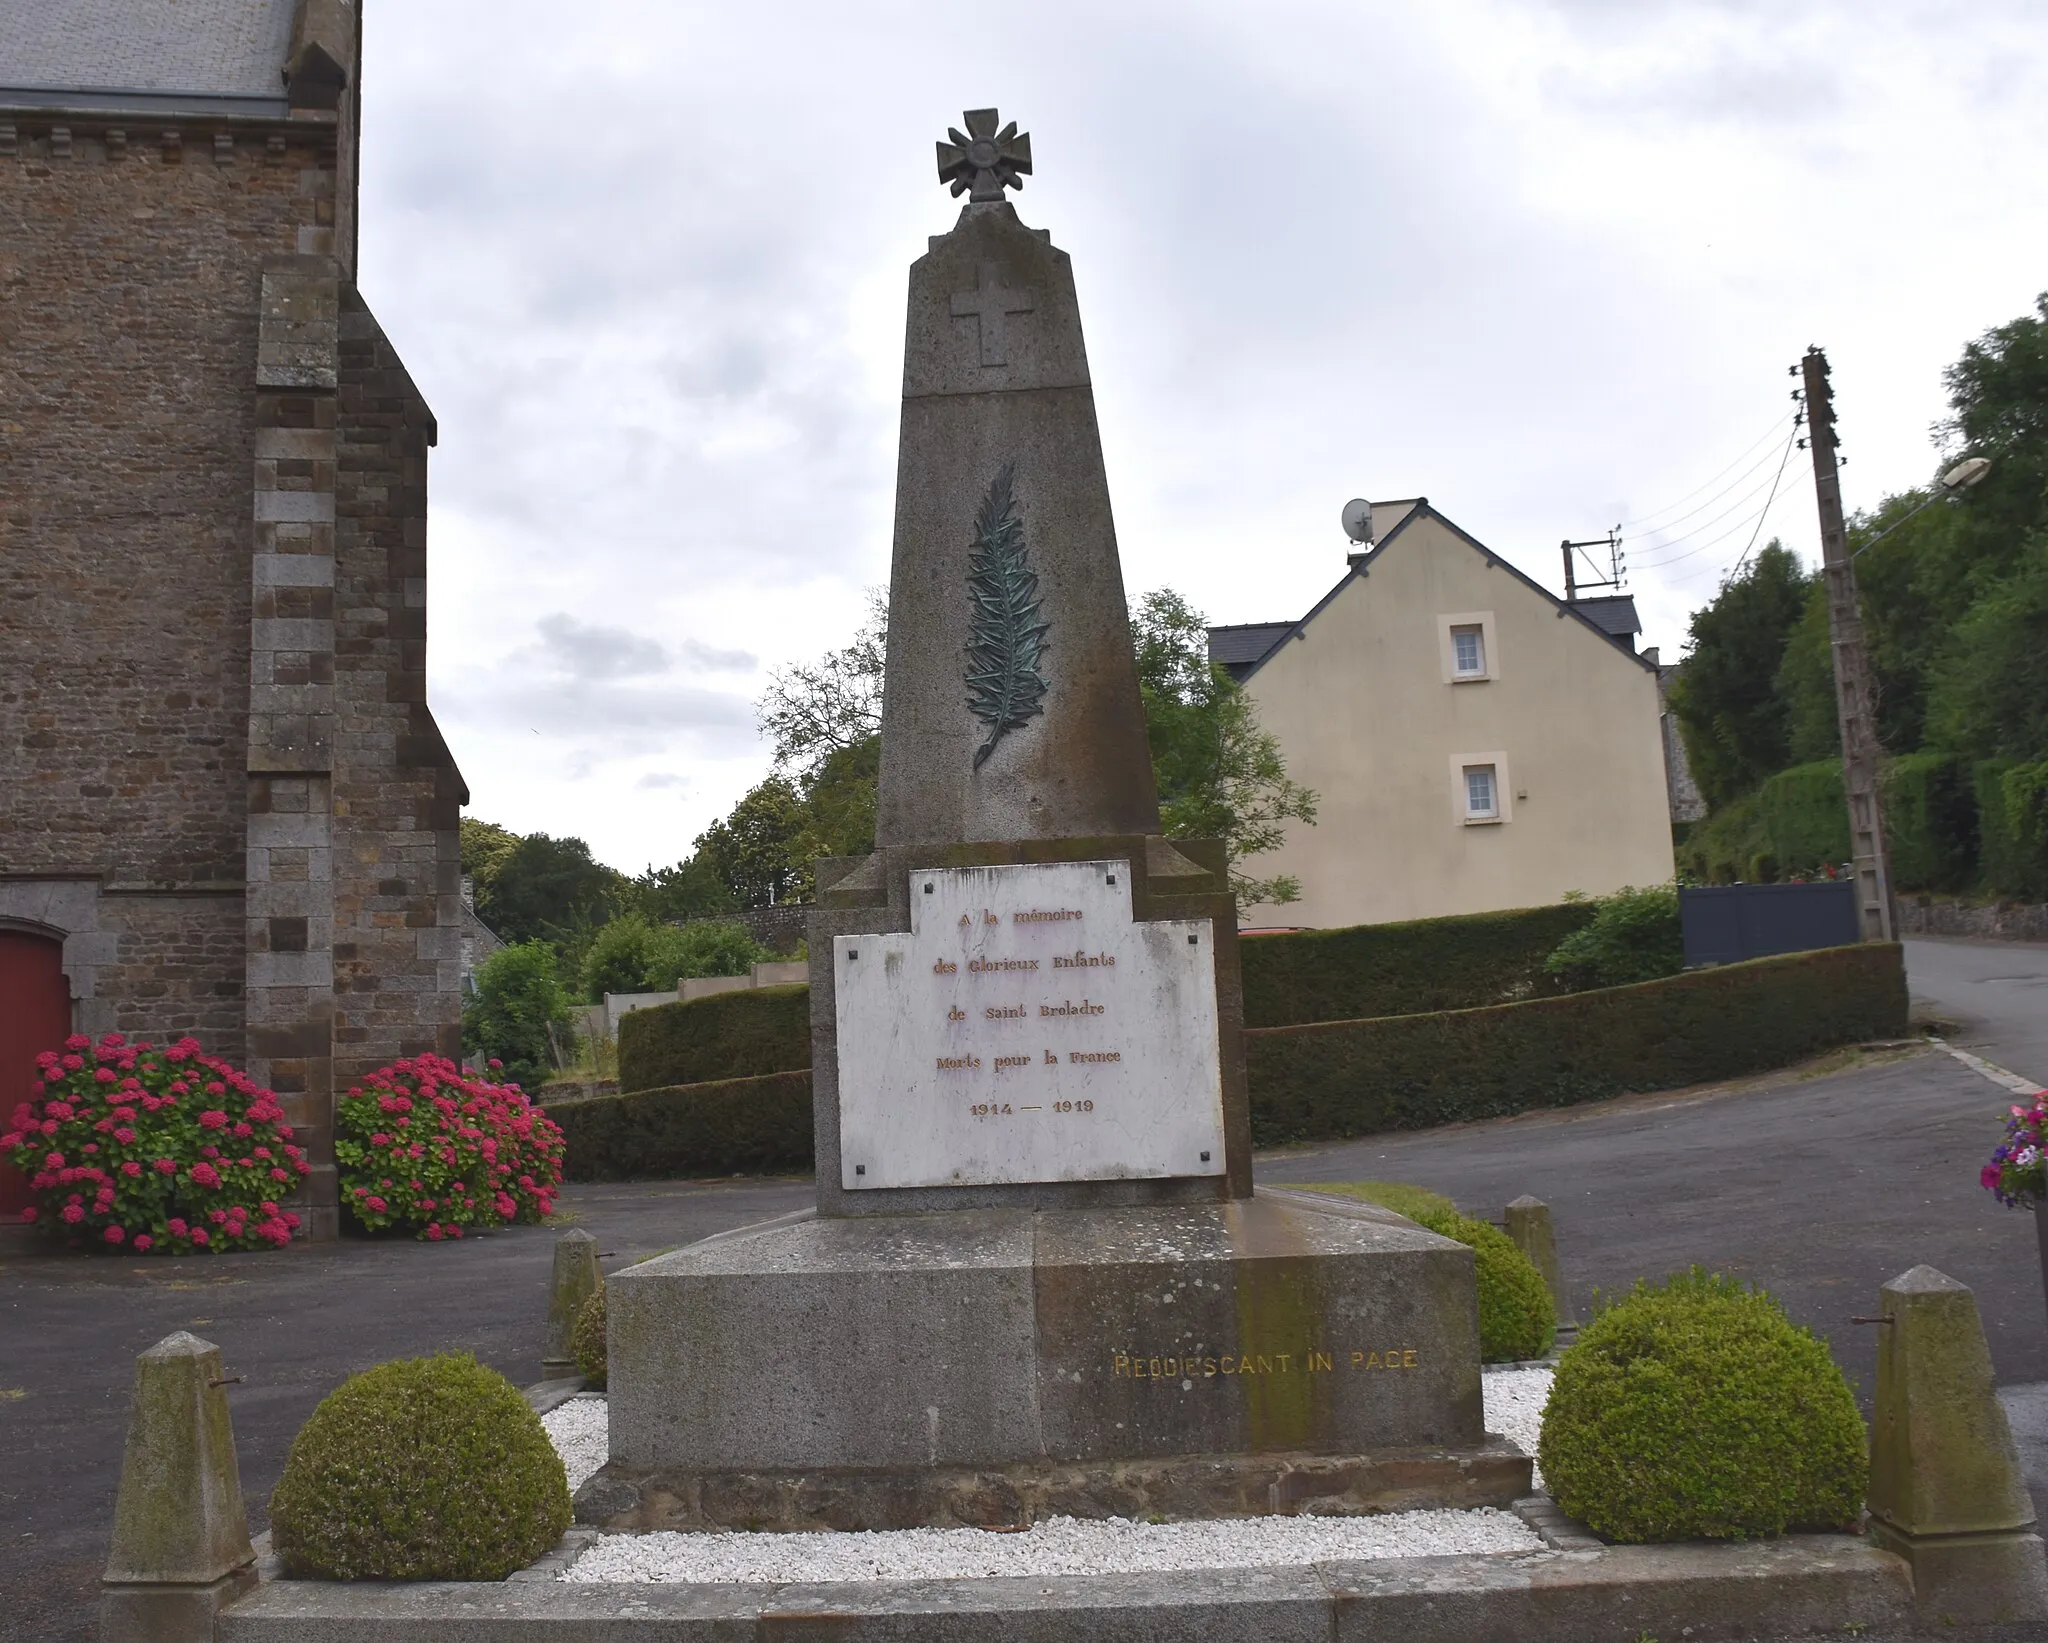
1801 345 1895 942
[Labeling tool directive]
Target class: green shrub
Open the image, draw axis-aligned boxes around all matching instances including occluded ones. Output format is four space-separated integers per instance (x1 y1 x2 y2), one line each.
1728 756 1977 892
1538 1270 1865 1541
269 1354 570 1580
1542 885 1682 990
1294 1184 1552 1362
572 1286 607 1390
1674 791 1767 885
1245 943 1906 1145
461 942 571 1090
1411 1206 1554 1363
617 983 810 1093
552 1070 814 1181
583 916 772 1001
1980 758 2048 899
1755 761 1849 877
1239 903 1594 1028
1883 752 1978 892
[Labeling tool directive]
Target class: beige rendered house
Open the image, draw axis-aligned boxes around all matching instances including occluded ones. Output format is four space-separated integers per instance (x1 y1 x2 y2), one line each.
1209 500 1674 929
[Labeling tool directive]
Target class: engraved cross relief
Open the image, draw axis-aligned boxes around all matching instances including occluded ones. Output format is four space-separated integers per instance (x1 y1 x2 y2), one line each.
951 263 1035 368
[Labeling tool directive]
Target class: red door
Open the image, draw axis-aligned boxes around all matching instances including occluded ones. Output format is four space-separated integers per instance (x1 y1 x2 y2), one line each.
0 931 71 1219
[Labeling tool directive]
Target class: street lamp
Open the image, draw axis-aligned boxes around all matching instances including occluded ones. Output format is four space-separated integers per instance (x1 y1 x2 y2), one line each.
1852 456 1994 561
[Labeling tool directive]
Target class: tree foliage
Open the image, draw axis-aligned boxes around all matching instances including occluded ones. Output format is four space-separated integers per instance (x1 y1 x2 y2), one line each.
1667 543 1813 808
1672 290 2048 875
1131 589 1318 905
756 588 886 781
461 942 571 1089
468 831 627 947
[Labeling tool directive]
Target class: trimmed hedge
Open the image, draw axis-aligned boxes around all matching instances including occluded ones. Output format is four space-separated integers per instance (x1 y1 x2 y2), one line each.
1243 943 1906 1146
1979 758 2048 900
617 984 811 1094
1756 755 1976 890
1239 903 1594 1028
552 1070 813 1181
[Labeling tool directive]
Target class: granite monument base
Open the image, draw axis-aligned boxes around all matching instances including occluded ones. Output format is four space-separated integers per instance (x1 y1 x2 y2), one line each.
587 1188 1519 1531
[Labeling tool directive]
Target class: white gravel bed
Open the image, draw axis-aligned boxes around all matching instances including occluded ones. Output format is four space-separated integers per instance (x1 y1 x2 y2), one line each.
560 1506 1542 1583
543 1368 1558 1583
1482 1365 1553 1491
540 1393 609 1493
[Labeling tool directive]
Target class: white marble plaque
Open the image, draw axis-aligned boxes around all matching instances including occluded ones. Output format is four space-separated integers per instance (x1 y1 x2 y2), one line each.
834 859 1225 1189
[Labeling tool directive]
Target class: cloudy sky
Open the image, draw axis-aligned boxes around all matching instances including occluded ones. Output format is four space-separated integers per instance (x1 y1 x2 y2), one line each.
356 0 2048 875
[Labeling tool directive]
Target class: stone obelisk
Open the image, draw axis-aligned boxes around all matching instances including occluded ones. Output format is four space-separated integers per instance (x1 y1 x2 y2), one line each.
590 116 1511 1533
873 117 1157 847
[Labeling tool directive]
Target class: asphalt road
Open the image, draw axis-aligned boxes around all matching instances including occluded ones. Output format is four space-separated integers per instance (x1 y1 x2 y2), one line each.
2 1035 2041 1642
1905 935 2048 1088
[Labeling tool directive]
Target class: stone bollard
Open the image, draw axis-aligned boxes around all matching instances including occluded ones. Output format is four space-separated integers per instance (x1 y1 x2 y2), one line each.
543 1226 601 1379
100 1332 258 1643
1867 1264 2048 1628
1503 1195 1576 1342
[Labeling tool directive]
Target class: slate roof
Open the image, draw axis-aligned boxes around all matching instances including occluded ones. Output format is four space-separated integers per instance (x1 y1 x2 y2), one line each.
1207 501 1659 686
0 0 296 111
1568 594 1642 648
1207 621 1295 683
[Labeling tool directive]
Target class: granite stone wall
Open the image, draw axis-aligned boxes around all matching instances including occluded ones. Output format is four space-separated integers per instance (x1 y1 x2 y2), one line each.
0 112 463 1236
0 121 334 1064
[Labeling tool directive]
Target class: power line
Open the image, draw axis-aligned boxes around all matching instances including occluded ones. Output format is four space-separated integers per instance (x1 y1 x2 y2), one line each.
1615 411 1801 530
1725 417 1805 580
1661 466 1814 587
1629 457 1797 565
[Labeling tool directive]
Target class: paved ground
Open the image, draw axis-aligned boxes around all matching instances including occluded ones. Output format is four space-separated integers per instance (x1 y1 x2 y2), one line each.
3 948 2044 1641
1905 934 2048 1087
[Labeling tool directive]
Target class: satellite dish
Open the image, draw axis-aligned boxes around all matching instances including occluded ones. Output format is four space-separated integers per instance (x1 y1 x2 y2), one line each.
1340 498 1374 544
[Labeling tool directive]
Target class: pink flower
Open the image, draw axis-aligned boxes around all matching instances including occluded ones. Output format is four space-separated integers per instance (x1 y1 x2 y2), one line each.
425 1223 444 1241
132 1234 153 1252
45 1152 65 1169
113 1128 136 1145
190 1228 210 1246
60 1204 84 1224
167 1217 188 1235
65 1034 90 1051
121 1161 142 1178
365 1195 388 1213
269 1167 289 1182
44 1101 73 1120
198 1110 228 1130
188 1162 221 1189
94 1068 116 1084
153 1158 176 1175
18 1207 36 1223
104 1225 125 1245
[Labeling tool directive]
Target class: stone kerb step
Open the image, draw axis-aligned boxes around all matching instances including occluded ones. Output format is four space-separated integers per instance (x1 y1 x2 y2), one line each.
213 1536 1913 1642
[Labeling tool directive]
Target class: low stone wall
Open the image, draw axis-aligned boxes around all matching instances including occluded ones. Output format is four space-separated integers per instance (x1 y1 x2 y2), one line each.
679 905 810 955
1899 896 2048 943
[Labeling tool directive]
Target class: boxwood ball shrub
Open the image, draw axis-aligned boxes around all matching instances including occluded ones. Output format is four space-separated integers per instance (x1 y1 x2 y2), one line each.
1296 1184 1553 1362
334 1055 566 1240
270 1354 571 1580
1538 1269 1865 1542
572 1284 607 1389
1410 1205 1555 1363
0 1033 307 1252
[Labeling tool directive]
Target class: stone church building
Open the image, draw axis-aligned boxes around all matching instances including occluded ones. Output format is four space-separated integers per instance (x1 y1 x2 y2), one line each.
0 0 466 1238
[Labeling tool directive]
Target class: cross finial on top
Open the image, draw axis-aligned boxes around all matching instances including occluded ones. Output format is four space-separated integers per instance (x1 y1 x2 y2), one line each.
936 109 1032 204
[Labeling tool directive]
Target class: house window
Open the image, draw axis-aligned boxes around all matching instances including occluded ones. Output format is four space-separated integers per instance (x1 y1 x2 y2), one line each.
1452 626 1485 677
1438 613 1496 682
1464 764 1498 820
1450 751 1511 824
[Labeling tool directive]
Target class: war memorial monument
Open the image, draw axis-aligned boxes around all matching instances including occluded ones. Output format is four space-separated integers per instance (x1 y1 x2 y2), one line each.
583 112 1526 1533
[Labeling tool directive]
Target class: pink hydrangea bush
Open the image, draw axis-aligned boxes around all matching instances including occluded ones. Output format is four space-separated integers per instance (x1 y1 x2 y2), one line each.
334 1055 564 1241
0 1033 307 1252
